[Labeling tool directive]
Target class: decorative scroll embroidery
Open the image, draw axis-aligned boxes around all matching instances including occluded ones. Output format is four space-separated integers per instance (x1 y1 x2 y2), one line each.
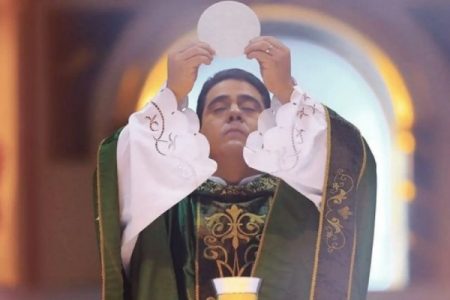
324 168 355 253
146 114 160 131
278 92 318 172
196 177 275 300
196 175 278 197
145 102 178 156
297 107 309 119
203 204 266 277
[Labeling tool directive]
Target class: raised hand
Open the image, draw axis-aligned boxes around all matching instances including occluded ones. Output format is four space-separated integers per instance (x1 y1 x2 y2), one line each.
245 36 295 104
167 41 215 103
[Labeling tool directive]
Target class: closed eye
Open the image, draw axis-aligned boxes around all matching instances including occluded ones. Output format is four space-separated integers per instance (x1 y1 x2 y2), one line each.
238 95 263 112
240 106 257 112
213 107 227 113
206 95 229 114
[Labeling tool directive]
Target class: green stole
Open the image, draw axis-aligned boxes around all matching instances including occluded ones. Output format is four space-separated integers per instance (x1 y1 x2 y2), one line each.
94 108 377 300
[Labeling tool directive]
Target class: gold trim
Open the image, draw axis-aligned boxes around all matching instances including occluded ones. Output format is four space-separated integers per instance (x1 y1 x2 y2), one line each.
357 135 367 188
309 108 332 300
187 290 193 300
250 179 281 276
195 202 201 300
346 223 358 300
346 135 367 298
95 138 107 300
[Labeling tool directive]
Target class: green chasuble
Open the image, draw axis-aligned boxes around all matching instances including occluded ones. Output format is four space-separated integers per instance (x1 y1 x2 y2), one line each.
94 109 377 300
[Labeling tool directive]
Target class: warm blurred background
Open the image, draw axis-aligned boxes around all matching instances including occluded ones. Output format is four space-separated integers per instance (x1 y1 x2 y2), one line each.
0 0 449 299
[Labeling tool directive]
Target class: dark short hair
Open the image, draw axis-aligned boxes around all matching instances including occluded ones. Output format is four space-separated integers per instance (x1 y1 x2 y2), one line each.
196 68 271 122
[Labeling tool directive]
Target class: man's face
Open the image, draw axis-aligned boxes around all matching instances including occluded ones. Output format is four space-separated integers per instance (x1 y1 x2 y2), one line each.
200 79 265 159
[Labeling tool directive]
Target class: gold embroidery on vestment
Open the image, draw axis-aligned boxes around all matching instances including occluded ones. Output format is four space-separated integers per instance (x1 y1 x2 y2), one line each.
197 175 278 196
203 204 266 277
310 108 332 300
347 137 367 299
196 203 201 300
325 169 355 253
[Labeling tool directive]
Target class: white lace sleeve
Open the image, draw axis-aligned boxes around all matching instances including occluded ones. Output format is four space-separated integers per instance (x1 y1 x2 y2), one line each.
117 88 217 271
243 86 327 209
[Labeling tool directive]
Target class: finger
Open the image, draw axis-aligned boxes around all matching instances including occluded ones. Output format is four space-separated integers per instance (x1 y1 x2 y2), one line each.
168 39 198 54
179 46 214 61
250 36 286 50
180 41 215 56
261 36 287 49
187 55 213 67
169 40 215 57
244 40 277 56
246 50 273 64
196 41 216 56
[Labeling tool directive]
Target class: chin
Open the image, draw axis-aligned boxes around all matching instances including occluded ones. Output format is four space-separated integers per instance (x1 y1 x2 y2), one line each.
221 140 245 153
226 138 246 146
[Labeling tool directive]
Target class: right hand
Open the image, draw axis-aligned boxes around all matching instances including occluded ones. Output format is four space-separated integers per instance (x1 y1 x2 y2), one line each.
167 41 215 103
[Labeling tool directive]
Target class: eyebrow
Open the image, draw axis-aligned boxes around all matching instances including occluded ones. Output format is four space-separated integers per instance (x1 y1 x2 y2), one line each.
206 94 263 110
206 95 229 109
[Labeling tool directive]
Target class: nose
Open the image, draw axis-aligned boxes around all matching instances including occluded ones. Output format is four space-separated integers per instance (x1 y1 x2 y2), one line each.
228 103 242 122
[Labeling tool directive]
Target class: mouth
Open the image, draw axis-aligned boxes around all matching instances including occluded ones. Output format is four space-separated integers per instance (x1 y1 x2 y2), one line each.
224 127 247 137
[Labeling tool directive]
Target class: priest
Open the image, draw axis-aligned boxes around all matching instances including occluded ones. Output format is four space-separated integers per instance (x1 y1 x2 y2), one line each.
94 36 377 300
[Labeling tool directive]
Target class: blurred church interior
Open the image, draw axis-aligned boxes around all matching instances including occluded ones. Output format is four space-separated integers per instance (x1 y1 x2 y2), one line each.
0 0 449 299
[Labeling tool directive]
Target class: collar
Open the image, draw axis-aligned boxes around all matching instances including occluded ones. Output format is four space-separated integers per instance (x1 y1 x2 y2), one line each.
208 174 264 186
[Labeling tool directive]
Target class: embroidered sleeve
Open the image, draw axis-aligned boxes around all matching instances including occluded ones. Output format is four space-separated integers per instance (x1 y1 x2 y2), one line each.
117 88 217 271
243 86 327 208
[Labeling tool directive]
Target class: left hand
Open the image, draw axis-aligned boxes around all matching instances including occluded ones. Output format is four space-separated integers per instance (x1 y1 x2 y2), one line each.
245 36 295 104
